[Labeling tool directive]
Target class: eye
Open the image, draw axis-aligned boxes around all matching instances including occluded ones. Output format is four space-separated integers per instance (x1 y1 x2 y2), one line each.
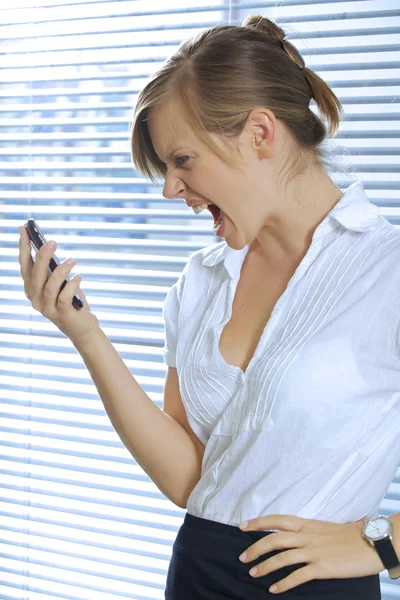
174 155 190 169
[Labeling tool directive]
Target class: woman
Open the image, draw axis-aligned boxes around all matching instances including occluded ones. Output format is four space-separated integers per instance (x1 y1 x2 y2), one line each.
19 14 400 600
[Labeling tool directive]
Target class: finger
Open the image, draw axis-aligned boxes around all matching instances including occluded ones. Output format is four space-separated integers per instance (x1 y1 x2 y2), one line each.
239 532 304 563
30 240 58 306
248 548 308 579
268 565 316 595
240 514 303 533
41 257 76 316
56 272 83 311
75 283 90 310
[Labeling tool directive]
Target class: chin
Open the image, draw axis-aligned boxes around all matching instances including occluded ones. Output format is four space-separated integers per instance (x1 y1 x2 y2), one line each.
224 233 249 251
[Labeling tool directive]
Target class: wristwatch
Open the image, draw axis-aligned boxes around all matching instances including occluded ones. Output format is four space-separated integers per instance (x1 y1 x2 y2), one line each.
362 516 400 579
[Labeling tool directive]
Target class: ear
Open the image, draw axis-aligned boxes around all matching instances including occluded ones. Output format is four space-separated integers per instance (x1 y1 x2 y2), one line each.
245 107 276 159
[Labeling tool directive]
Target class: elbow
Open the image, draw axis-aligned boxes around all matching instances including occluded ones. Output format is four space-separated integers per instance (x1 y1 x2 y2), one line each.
170 477 200 510
171 488 190 509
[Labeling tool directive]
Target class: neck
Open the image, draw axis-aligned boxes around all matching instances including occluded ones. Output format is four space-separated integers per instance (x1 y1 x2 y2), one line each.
252 167 344 267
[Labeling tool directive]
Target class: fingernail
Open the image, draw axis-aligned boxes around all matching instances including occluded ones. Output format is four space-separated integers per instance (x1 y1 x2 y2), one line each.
269 585 278 593
249 567 258 577
239 522 248 530
48 241 56 250
66 257 75 264
239 552 247 562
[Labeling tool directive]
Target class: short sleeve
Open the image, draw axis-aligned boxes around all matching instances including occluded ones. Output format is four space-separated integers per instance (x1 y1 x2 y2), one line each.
162 260 190 368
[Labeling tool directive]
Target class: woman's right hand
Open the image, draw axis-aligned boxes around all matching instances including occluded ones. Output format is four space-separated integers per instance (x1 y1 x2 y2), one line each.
18 225 100 346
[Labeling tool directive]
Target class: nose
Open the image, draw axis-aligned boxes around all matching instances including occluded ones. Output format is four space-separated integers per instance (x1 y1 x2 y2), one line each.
162 171 186 200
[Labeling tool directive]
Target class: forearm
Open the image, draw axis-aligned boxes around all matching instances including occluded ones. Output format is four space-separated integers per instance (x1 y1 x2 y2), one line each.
73 327 202 508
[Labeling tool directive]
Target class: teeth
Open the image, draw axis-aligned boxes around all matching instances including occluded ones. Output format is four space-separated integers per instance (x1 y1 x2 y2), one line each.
192 203 209 214
212 215 223 231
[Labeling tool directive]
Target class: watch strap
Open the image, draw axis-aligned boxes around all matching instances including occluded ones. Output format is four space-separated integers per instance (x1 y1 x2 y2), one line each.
375 537 400 573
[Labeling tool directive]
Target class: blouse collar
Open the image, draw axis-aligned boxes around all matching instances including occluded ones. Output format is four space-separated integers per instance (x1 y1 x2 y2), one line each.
202 181 380 279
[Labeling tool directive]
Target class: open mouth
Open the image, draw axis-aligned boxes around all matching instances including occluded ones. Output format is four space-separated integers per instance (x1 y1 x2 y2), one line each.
207 204 223 231
191 202 223 232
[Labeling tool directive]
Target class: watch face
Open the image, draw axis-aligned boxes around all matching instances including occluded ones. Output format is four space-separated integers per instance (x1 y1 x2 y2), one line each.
365 517 392 541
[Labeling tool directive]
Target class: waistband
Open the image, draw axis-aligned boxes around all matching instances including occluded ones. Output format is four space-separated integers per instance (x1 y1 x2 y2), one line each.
184 512 248 535
176 511 275 555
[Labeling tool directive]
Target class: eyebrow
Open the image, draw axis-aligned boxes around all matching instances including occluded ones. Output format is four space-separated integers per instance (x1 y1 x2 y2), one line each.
161 146 186 164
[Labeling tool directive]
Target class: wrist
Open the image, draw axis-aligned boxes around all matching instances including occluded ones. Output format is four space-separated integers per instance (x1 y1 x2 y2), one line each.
72 325 103 352
362 515 400 578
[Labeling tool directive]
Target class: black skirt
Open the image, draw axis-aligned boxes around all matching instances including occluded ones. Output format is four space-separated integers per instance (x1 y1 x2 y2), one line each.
165 512 381 600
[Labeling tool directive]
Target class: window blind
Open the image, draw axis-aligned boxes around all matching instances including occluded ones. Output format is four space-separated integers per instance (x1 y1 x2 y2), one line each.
0 0 399 598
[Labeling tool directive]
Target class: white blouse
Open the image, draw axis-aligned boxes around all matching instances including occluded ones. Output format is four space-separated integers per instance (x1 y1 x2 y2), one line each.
162 181 400 527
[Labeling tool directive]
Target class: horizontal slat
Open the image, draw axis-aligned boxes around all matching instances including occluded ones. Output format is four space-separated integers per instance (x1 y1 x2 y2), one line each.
1 107 399 127
1 247 188 269
0 67 400 89
2 16 399 43
0 484 181 531
2 174 400 187
0 528 169 573
1 223 218 237
0 387 164 413
1 277 170 299
0 538 168 585
0 0 125 9
0 554 165 600
1 124 400 142
0 0 127 9
0 362 163 393
1 142 400 155
2 48 400 69
0 0 368 10
0 218 226 236
0 542 168 595
0 132 132 140
0 484 179 537
3 39 399 58
0 571 163 600
0 319 166 344
1 2 390 29
0 176 149 186
1 40 177 55
0 146 132 152
0 205 211 224
2 76 396 93
0 232 202 253
381 583 400 598
0 448 164 487
1 192 165 202
2 263 179 286
1 95 398 113
0 450 166 493
0 294 164 315
0 159 399 172
5 187 398 202
0 346 166 374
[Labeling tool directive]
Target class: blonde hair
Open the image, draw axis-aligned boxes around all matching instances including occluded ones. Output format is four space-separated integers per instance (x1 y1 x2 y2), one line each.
130 14 343 182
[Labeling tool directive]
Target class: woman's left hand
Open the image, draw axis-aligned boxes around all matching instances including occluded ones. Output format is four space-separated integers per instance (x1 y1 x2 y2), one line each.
238 514 384 594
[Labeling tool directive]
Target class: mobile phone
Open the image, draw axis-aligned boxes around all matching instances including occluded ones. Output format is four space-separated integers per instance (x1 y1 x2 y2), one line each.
24 218 84 310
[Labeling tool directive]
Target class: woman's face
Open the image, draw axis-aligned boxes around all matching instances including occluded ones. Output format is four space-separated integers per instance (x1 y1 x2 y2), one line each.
147 101 279 250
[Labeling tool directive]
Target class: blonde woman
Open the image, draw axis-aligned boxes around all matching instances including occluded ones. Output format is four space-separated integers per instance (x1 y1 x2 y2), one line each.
19 15 400 600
